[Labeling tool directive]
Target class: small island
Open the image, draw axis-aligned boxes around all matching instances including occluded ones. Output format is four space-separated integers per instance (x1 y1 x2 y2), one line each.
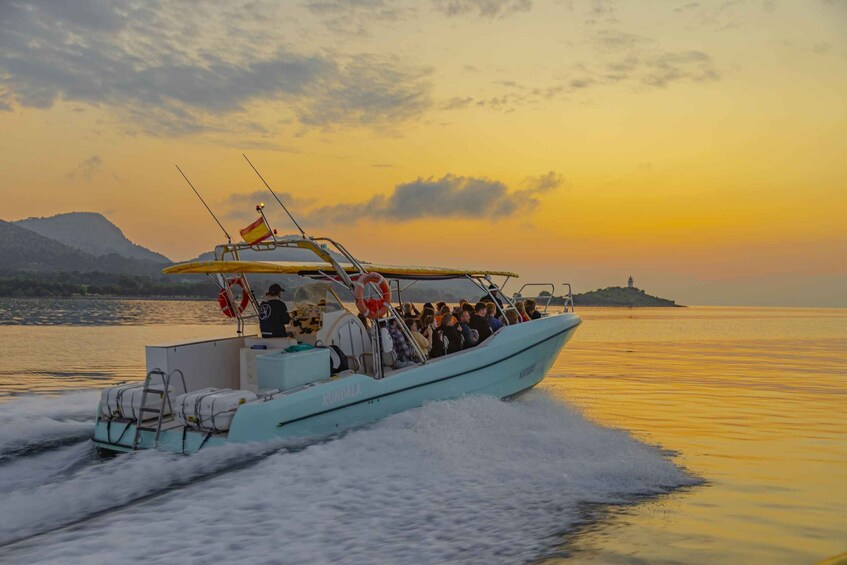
572 286 681 307
540 276 682 307
572 276 681 307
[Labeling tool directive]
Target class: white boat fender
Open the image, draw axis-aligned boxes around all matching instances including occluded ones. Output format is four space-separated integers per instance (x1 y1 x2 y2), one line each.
175 388 258 432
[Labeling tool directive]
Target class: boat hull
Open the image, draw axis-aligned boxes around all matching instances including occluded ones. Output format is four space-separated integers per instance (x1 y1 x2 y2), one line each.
93 313 580 454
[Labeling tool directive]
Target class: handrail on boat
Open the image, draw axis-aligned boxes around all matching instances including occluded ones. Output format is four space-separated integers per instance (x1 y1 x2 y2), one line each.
562 283 575 313
512 282 575 314
514 283 556 312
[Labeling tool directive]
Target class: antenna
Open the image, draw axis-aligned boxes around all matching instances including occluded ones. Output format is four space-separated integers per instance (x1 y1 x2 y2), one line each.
175 164 232 243
242 153 307 237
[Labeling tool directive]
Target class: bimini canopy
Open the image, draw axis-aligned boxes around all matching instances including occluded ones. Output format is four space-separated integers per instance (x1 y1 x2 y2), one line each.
163 260 518 280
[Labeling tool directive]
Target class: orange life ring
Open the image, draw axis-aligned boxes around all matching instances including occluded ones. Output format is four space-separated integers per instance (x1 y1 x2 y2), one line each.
354 272 391 319
218 277 250 318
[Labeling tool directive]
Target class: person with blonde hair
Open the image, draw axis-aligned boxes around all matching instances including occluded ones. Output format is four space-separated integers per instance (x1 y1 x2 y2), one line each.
515 301 530 322
504 309 520 325
485 301 504 332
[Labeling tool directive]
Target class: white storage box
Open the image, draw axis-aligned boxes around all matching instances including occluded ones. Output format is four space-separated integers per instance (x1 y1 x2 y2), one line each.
256 348 331 393
240 337 298 393
99 383 172 421
174 388 257 433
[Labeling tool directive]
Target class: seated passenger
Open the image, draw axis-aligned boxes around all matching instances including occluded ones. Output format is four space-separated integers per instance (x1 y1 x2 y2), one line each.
526 299 542 320
457 309 477 349
515 301 530 322
485 302 504 332
402 303 421 320
469 302 493 344
504 309 520 325
406 318 431 358
431 314 462 358
421 314 437 348
259 283 291 338
386 318 416 367
436 304 452 325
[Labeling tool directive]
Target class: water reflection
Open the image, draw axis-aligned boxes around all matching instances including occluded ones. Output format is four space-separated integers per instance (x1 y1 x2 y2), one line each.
542 306 847 564
0 298 231 326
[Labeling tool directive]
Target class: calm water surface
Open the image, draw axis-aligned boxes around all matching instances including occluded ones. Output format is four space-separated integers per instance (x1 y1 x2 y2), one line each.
0 299 844 563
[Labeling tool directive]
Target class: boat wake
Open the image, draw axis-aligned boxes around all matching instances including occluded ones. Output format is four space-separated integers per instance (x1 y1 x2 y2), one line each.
0 392 98 462
0 390 698 564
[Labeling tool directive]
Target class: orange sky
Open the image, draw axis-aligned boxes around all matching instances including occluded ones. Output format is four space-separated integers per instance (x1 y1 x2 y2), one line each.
0 0 845 306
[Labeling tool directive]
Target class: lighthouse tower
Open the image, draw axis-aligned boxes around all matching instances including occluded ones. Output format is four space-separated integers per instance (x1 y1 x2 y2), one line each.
627 275 634 288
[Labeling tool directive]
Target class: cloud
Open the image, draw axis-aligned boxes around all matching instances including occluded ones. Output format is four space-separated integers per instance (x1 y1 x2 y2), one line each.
303 172 564 224
430 0 532 18
813 41 832 54
66 156 103 181
0 1 433 137
304 0 409 36
458 27 720 112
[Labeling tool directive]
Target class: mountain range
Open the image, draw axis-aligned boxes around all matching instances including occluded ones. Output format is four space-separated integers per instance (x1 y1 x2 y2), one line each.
0 212 495 300
0 211 681 305
0 219 165 276
14 212 170 263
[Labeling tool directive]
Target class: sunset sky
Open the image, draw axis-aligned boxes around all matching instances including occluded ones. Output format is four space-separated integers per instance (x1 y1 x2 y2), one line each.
1 0 845 306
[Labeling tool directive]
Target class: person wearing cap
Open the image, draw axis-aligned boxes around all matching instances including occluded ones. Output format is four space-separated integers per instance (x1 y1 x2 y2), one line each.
480 283 503 306
259 283 291 338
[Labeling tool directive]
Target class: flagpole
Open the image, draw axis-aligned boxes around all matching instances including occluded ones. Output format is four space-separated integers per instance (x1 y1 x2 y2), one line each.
242 154 307 238
176 164 233 243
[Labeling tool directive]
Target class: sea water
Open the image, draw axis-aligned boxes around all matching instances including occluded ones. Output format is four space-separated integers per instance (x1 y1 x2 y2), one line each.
0 299 844 563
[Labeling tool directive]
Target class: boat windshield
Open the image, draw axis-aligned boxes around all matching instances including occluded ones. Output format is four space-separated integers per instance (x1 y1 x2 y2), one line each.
289 282 344 336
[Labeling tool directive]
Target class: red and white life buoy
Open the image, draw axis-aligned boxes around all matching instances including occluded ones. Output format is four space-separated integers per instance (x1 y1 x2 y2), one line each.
218 277 250 318
353 272 392 319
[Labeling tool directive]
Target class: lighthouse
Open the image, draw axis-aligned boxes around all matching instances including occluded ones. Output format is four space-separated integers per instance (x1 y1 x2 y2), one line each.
627 276 634 288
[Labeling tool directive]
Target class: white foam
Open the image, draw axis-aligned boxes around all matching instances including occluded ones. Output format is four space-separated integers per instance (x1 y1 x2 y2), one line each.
0 439 285 548
0 392 696 564
0 391 99 460
0 443 92 494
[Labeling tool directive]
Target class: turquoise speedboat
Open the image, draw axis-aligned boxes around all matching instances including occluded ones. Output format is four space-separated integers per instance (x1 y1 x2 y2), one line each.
93 233 580 454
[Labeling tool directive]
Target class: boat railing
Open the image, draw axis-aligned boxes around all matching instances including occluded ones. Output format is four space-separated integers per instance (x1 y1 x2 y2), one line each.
511 282 575 314
562 283 575 313
467 275 522 325
514 283 557 313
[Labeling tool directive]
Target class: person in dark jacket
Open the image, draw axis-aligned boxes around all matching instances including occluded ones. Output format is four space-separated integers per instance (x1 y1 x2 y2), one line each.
431 314 462 358
457 309 477 349
469 302 493 344
525 299 542 320
259 283 291 338
480 283 504 306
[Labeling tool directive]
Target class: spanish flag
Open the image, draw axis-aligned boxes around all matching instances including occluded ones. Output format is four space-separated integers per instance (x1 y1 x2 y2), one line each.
240 217 272 245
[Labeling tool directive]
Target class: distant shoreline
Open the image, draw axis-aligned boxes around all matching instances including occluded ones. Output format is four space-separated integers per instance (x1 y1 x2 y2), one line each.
0 294 213 301
0 294 681 308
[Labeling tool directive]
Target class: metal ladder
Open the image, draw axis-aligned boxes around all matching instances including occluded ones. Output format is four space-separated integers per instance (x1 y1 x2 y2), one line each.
131 369 186 450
